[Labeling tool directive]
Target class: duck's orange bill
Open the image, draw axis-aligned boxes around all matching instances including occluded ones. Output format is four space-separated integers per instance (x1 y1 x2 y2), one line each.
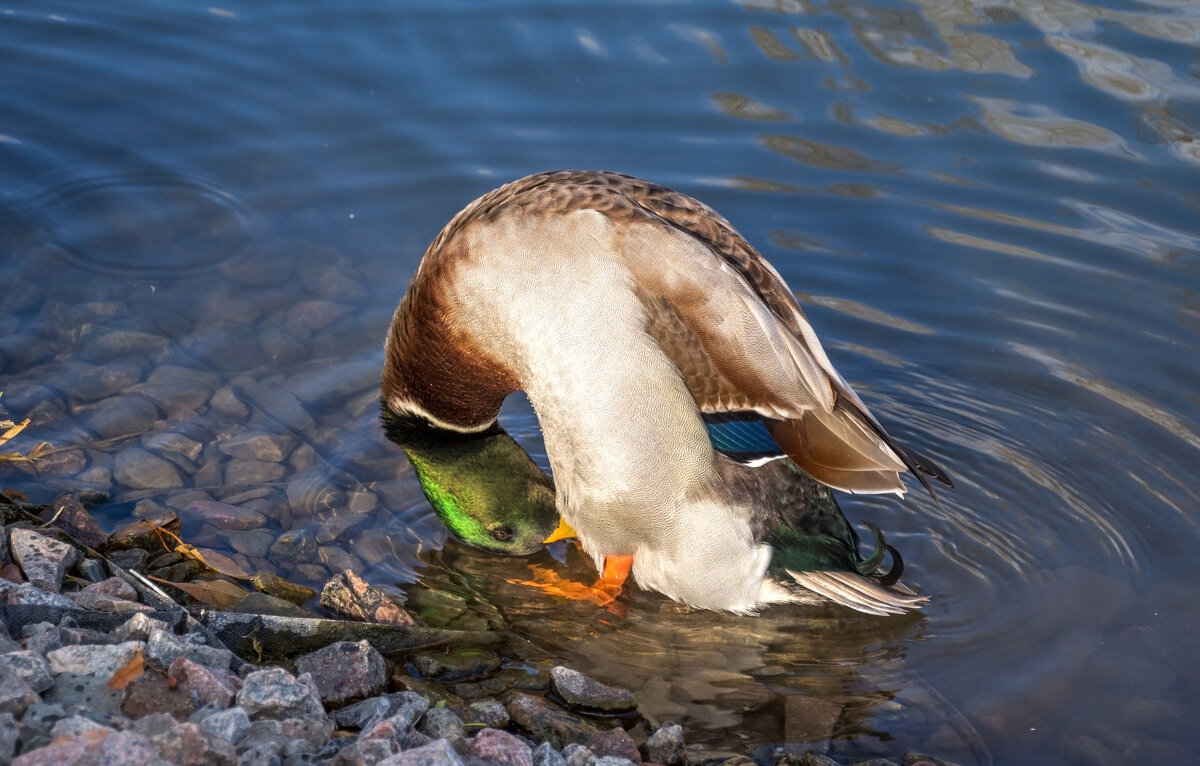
543 517 578 543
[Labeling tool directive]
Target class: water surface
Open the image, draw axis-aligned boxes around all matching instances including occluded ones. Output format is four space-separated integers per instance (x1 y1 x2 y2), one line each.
2 1 1199 763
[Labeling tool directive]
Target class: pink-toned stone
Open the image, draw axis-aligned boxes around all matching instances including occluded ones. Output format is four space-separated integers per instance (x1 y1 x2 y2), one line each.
168 657 241 708
185 500 268 530
319 569 417 626
585 728 642 763
467 728 533 766
11 738 90 766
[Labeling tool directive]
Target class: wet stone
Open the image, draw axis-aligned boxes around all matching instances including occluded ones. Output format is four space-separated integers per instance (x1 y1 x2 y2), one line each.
411 648 502 683
57 360 143 403
466 697 511 729
468 727 534 766
550 667 638 715
505 692 600 750
210 386 250 420
9 528 78 593
317 511 371 544
82 327 170 359
40 494 108 549
295 639 386 707
185 499 267 530
113 447 185 490
235 591 313 617
105 513 180 550
269 527 318 562
144 430 204 461
219 431 298 463
586 729 641 763
29 448 88 478
318 545 364 575
235 667 325 720
0 651 53 693
130 378 213 421
417 706 465 744
251 571 316 606
644 723 686 766
80 394 161 440
320 569 418 627
225 459 287 485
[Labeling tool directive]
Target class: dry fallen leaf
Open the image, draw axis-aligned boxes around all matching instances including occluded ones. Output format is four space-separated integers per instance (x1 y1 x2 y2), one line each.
108 646 145 690
147 575 248 608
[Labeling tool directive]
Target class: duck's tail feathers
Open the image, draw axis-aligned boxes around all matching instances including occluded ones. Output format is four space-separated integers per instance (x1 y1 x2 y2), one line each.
785 569 929 616
768 400 953 501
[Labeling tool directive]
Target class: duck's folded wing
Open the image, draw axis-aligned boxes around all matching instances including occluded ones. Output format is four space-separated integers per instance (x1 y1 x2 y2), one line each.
615 189 948 495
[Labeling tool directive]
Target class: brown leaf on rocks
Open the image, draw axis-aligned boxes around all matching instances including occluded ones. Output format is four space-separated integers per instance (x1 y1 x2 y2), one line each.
108 646 145 690
151 523 253 580
147 576 248 608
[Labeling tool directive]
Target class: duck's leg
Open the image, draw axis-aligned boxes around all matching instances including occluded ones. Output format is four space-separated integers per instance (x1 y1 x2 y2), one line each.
508 552 633 608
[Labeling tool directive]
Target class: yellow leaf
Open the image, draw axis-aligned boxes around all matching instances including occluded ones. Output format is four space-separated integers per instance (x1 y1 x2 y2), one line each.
0 418 29 447
108 646 145 690
147 575 248 608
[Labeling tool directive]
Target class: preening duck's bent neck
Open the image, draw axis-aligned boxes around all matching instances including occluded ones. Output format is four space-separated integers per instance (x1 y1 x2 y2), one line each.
382 275 519 433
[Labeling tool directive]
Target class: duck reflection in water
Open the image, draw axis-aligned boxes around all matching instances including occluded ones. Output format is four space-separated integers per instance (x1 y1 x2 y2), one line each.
381 171 952 616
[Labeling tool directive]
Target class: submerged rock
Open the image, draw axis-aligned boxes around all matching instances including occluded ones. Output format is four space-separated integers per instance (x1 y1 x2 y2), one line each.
112 447 185 490
549 667 638 715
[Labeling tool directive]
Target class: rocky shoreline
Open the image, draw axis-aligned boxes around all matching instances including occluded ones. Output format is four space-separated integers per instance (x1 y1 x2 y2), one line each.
0 495 957 766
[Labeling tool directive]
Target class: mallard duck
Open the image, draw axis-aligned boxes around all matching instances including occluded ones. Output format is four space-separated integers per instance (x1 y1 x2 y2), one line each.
381 170 951 615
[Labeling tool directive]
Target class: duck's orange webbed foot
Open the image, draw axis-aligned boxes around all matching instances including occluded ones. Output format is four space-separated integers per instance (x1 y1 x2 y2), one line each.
508 554 633 612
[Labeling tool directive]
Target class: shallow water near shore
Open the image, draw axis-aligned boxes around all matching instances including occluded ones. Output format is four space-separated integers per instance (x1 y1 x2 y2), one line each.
2 1 1199 763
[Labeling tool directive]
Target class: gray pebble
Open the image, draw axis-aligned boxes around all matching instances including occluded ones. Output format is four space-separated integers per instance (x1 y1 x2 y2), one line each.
112 613 172 643
534 742 567 766
0 651 54 693
563 743 595 766
113 446 185 489
380 737 464 766
198 705 252 744
147 628 234 670
0 712 17 763
9 528 78 593
225 459 287 485
81 394 161 440
219 431 298 463
644 722 686 766
236 667 325 721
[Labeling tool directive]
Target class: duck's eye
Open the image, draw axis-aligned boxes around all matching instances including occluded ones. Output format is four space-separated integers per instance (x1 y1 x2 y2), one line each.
490 526 513 542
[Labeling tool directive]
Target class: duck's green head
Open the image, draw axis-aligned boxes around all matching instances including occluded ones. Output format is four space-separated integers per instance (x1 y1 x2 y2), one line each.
382 406 558 555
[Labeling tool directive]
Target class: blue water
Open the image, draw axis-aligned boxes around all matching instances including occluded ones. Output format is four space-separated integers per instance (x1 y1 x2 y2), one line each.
3 1 1200 763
